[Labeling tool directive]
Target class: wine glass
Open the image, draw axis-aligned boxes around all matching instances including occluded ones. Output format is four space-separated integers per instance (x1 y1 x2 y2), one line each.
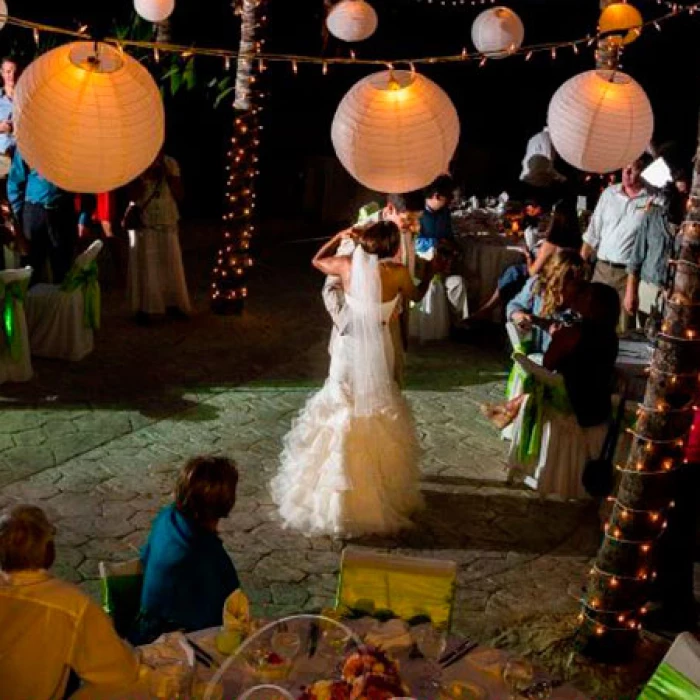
502 657 535 699
414 625 447 692
271 629 301 660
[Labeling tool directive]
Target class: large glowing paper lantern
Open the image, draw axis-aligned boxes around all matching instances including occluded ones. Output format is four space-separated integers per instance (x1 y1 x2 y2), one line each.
471 6 524 58
15 42 164 193
326 0 378 43
547 70 653 174
0 1 8 31
331 70 460 193
134 0 175 23
599 2 642 45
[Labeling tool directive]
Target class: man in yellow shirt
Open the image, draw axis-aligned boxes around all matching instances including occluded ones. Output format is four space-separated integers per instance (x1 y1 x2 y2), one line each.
0 505 140 700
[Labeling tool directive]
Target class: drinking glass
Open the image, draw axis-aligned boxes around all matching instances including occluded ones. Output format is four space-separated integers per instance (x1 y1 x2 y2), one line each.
271 629 301 659
414 625 447 692
502 657 535 699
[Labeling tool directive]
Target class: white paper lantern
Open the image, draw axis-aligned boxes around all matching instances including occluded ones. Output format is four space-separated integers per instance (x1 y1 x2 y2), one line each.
547 69 653 174
331 70 460 194
471 6 524 58
134 0 175 23
15 42 165 193
0 1 7 31
326 0 378 43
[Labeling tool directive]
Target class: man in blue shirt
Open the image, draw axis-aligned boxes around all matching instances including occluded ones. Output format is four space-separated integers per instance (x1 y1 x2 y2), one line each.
7 150 86 283
415 174 454 254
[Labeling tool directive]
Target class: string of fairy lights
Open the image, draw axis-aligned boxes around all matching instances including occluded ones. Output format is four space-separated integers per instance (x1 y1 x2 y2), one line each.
2 2 698 71
578 214 700 641
1 2 696 311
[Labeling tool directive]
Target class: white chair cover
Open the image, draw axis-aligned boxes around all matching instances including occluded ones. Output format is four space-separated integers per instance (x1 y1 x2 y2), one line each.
409 275 451 342
445 274 469 320
0 267 33 384
507 357 607 500
25 240 103 361
639 633 700 698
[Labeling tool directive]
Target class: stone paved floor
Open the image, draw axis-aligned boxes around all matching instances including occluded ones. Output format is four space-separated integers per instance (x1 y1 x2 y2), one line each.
1 223 692 666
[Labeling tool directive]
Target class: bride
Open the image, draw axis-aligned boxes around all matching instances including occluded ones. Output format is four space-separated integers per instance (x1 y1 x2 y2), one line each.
271 220 430 538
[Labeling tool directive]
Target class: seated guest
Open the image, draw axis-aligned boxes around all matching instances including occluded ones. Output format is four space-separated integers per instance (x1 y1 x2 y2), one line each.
133 456 241 644
526 198 582 276
415 174 454 255
0 505 139 700
411 176 469 339
484 281 619 432
505 249 585 353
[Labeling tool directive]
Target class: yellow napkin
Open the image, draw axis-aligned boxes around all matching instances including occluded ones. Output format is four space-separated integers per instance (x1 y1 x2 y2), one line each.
222 589 250 632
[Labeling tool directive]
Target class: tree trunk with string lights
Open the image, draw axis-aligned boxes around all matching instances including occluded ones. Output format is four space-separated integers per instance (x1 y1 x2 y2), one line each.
576 112 700 660
211 0 265 314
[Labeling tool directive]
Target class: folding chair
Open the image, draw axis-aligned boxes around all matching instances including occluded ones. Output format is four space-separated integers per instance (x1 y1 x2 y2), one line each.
98 558 144 639
336 546 457 630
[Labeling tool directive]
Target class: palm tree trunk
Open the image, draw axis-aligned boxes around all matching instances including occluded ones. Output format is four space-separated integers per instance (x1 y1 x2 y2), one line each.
577 114 700 661
211 0 264 313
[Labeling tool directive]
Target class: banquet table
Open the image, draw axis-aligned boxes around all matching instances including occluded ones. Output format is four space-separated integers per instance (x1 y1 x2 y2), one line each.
452 224 526 322
74 618 589 699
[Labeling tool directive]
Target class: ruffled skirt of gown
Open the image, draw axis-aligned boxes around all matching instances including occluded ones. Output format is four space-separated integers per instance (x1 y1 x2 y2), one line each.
270 347 424 538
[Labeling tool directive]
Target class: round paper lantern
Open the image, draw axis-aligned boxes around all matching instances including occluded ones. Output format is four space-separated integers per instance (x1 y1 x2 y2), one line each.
547 69 653 174
599 2 642 45
471 6 524 58
0 1 8 31
326 0 378 43
331 70 460 194
15 42 164 193
134 0 175 23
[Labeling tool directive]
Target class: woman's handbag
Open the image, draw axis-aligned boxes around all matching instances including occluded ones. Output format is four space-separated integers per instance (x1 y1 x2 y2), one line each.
120 181 161 231
582 383 627 498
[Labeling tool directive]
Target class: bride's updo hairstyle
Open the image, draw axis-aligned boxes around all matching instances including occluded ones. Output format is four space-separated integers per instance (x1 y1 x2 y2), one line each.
357 220 400 259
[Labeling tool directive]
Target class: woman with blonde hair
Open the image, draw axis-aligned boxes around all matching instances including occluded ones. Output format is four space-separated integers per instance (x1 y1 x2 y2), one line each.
506 248 585 354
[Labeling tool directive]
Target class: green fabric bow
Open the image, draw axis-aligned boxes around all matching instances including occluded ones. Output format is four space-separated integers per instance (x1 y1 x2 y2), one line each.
0 278 29 362
505 339 533 398
60 261 100 331
516 361 572 466
356 202 381 226
639 662 700 699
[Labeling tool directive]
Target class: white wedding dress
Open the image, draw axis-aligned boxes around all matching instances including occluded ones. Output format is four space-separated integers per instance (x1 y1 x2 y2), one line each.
271 247 424 537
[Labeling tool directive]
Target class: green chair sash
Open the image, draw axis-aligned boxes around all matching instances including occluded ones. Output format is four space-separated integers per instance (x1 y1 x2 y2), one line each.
638 662 700 699
60 260 100 331
506 339 532 398
0 278 29 361
516 361 572 466
357 202 381 226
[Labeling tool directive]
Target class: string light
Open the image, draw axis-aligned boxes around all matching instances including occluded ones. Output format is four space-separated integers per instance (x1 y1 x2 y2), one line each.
0 5 696 72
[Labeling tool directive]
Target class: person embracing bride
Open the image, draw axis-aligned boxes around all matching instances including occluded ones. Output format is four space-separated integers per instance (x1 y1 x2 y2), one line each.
271 220 431 538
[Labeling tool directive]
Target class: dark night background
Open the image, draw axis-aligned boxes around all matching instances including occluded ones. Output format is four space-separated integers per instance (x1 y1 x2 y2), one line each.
2 0 699 228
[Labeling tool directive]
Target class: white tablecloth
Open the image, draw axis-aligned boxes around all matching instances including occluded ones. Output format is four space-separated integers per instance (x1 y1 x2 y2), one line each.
455 233 526 321
74 620 589 699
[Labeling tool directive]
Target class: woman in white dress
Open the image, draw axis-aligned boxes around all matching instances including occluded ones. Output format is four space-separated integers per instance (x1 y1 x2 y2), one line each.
271 221 429 538
126 152 191 323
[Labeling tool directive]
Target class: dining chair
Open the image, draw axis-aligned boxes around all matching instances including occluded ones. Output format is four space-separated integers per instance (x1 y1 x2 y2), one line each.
335 546 457 631
98 558 144 639
25 240 103 361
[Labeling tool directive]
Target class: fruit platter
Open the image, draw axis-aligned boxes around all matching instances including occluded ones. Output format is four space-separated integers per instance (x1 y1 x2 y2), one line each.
298 646 410 700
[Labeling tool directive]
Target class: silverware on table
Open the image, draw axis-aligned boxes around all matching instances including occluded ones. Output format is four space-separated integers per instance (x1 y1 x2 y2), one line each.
307 621 320 658
439 640 478 669
187 639 219 668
